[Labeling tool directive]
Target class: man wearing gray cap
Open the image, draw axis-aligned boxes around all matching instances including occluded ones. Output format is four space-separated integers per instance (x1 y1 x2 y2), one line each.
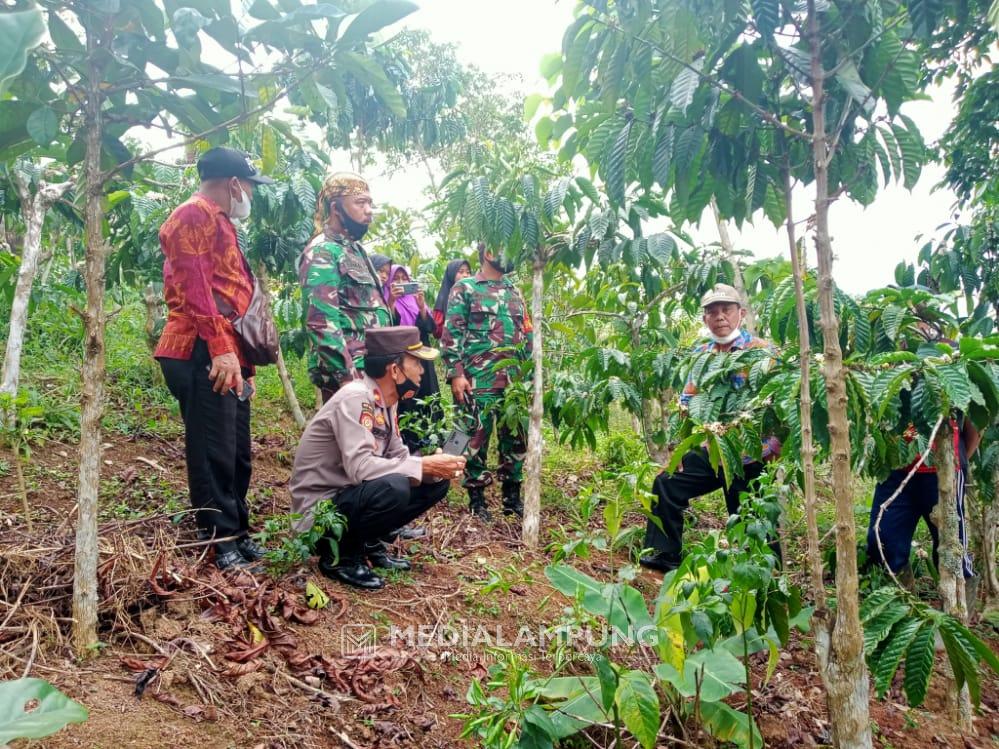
290 326 466 590
640 284 780 573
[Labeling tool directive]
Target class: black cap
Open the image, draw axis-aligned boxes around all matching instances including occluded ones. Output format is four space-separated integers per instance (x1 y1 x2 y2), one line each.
197 147 275 185
365 326 438 361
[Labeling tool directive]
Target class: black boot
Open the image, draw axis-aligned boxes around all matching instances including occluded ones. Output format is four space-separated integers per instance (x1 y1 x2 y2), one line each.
215 541 254 571
236 536 267 562
364 541 412 571
638 551 680 573
501 480 524 518
318 554 384 590
468 487 492 522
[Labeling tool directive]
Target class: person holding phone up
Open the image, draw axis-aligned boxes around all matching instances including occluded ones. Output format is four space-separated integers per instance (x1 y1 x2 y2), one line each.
383 264 442 452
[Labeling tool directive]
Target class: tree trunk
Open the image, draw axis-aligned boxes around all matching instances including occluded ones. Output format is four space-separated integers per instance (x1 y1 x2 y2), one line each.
807 4 872 746
256 263 305 428
983 463 999 609
522 252 545 548
1 175 71 401
711 199 756 334
72 42 109 656
930 425 973 728
783 165 825 609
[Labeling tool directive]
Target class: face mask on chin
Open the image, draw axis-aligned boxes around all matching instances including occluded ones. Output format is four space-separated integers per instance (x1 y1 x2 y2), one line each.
229 181 251 221
486 255 515 274
391 362 420 400
710 328 743 345
336 203 370 241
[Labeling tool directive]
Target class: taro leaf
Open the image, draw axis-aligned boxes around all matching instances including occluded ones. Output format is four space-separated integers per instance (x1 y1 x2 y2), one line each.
0 678 88 744
655 646 746 702
614 670 660 749
699 701 762 749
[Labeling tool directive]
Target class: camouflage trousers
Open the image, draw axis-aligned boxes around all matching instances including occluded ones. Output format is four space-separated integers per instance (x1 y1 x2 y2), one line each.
461 390 526 490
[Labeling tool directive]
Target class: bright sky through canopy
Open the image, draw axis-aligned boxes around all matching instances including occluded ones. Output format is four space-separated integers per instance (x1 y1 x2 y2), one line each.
365 0 962 297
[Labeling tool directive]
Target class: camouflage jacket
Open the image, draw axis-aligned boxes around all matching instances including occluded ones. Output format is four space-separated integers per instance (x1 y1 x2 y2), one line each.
298 234 391 389
440 272 533 391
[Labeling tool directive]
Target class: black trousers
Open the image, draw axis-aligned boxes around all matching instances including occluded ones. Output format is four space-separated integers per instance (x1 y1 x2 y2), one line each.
159 340 252 539
325 475 450 560
644 449 764 561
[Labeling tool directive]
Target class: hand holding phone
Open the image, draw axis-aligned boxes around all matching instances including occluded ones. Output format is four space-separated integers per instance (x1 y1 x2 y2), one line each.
393 281 421 296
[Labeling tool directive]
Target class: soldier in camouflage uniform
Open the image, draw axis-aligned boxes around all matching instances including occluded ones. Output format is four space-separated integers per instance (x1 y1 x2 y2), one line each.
299 173 392 403
441 242 532 521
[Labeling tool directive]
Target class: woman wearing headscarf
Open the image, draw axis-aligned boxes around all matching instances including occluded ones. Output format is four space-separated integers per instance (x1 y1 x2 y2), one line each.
370 253 392 286
432 259 472 338
385 264 442 451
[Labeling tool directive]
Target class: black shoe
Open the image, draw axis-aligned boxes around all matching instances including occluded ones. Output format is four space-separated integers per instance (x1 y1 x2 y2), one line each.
501 481 524 518
638 552 680 573
215 542 254 571
364 542 412 571
469 488 492 522
388 524 428 541
236 536 267 562
318 557 385 590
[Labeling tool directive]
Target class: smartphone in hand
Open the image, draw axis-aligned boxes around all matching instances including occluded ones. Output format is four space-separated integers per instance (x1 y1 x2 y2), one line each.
441 429 471 456
394 281 422 295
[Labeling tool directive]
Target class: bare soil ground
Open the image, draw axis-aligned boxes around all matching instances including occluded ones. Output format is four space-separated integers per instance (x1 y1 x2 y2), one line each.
1 430 997 749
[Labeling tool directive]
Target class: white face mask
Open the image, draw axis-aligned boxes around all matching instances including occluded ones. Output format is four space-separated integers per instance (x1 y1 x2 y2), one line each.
710 328 743 345
229 181 251 220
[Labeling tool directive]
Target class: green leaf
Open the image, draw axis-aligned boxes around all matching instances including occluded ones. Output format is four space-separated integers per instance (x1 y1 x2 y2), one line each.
0 8 45 98
0 678 88 743
873 617 923 698
903 621 936 706
670 59 702 114
615 670 659 749
835 59 873 112
539 52 562 81
863 601 909 653
699 701 762 749
931 361 973 411
248 0 281 20
592 654 617 712
26 107 59 147
908 0 942 38
750 0 779 38
939 617 980 705
603 120 631 207
575 176 600 204
337 1 417 47
524 93 543 121
47 11 84 52
337 51 406 118
654 646 746 701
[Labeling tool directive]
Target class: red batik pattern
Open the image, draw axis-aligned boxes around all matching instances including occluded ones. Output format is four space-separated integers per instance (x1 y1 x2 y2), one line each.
154 194 253 367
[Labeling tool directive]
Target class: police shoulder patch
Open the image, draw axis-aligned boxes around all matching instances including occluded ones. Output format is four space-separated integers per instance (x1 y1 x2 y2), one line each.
359 401 376 430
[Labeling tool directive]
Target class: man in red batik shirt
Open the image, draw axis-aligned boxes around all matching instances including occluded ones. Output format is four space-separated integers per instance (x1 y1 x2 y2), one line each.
155 147 274 570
